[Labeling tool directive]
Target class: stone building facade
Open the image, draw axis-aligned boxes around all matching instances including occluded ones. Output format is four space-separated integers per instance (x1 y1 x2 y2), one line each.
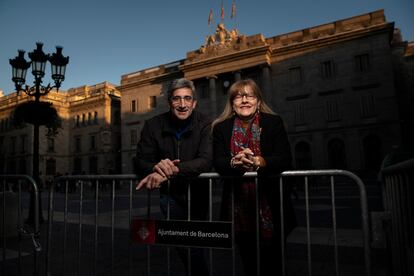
1 9 413 177
0 82 121 181
120 9 414 174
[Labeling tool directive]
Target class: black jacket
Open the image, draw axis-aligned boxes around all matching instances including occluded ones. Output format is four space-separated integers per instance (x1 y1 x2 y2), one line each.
136 111 212 209
212 112 296 236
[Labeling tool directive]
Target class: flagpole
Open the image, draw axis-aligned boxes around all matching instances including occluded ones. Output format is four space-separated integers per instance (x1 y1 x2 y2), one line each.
231 0 237 30
220 0 224 23
208 7 214 35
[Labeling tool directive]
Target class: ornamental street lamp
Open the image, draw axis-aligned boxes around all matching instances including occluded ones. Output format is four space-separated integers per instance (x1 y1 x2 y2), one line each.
9 42 69 223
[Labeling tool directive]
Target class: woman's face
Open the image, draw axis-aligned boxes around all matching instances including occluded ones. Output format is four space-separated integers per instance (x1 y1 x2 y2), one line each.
232 85 260 120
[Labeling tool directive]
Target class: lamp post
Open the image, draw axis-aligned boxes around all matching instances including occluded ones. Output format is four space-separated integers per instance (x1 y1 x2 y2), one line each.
9 42 69 223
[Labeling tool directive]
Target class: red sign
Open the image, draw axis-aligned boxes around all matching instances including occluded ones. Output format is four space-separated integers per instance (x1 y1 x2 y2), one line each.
131 219 156 244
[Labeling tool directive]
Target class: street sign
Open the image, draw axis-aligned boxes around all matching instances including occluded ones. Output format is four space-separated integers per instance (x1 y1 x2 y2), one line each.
131 218 232 249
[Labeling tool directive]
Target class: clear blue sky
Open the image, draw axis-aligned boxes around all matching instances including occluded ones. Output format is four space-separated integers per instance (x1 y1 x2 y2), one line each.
1 0 413 95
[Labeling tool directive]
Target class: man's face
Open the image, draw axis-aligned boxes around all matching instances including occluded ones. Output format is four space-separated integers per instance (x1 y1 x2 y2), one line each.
169 87 197 120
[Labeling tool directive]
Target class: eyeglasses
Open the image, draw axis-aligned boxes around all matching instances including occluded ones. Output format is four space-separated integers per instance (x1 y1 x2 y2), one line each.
171 95 194 104
233 93 257 102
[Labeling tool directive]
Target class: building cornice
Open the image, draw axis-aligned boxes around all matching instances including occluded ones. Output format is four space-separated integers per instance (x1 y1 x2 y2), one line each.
120 70 182 91
179 45 271 80
270 22 394 59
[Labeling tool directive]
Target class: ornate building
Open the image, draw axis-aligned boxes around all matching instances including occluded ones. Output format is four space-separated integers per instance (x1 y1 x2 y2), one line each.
1 10 413 177
0 82 121 180
120 9 414 174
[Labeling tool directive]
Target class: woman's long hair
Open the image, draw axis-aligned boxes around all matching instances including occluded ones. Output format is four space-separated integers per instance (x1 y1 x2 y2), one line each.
211 79 275 130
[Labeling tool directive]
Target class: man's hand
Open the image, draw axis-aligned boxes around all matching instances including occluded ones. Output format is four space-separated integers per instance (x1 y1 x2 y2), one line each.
136 172 167 191
153 159 180 178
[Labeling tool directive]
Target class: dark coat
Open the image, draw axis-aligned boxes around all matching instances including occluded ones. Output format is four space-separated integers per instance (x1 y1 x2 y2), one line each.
212 112 296 236
135 111 212 216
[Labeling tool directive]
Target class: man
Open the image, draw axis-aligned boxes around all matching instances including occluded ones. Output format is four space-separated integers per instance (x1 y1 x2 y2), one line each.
135 78 212 276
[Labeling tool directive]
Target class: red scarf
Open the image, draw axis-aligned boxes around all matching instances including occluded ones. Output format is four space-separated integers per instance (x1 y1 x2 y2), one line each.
230 113 273 238
231 113 261 157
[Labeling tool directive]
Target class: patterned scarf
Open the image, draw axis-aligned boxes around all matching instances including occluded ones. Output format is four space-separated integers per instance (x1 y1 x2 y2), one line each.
231 113 261 157
230 113 273 238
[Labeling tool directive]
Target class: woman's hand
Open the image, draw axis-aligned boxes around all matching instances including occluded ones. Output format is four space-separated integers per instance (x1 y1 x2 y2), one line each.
231 147 257 171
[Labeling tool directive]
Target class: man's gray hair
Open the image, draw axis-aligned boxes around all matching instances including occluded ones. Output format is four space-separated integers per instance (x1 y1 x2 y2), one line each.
167 78 196 100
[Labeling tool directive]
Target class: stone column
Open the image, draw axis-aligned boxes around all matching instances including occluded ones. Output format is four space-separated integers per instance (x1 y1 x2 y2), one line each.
262 65 272 105
234 71 242 82
208 76 218 117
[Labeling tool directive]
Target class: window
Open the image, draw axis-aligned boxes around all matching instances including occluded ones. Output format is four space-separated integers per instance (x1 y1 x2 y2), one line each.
294 103 305 125
289 67 303 85
295 141 312 169
360 94 376 118
47 138 55 152
130 129 137 146
149 96 157 109
88 112 92 124
355 54 370 72
321 60 335 79
18 158 27 174
325 99 340 121
46 158 56 175
76 115 80 127
73 158 82 174
131 100 137 112
11 136 16 154
89 156 98 174
82 113 86 125
90 134 96 150
94 111 98 124
3 119 6 131
20 135 27 153
328 138 347 169
200 85 209 99
75 136 82 152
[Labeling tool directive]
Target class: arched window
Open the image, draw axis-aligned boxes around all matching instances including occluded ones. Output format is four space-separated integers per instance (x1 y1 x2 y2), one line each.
328 138 347 169
295 141 312 169
73 158 82 174
363 134 382 171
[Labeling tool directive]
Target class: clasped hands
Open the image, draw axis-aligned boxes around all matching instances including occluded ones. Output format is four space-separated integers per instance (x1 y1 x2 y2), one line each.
136 159 180 191
231 147 262 172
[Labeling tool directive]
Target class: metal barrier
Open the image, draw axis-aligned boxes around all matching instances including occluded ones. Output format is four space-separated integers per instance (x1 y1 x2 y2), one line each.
381 158 414 276
45 174 139 276
43 170 370 276
280 170 371 276
1 174 41 276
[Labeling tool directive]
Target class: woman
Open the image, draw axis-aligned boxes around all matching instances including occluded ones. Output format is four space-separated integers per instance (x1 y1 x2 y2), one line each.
212 79 296 276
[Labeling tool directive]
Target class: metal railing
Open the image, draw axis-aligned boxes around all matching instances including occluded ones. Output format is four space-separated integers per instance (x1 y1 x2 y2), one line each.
1 174 41 276
381 158 414 276
45 174 139 276
3 170 371 276
46 170 371 275
280 170 371 276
